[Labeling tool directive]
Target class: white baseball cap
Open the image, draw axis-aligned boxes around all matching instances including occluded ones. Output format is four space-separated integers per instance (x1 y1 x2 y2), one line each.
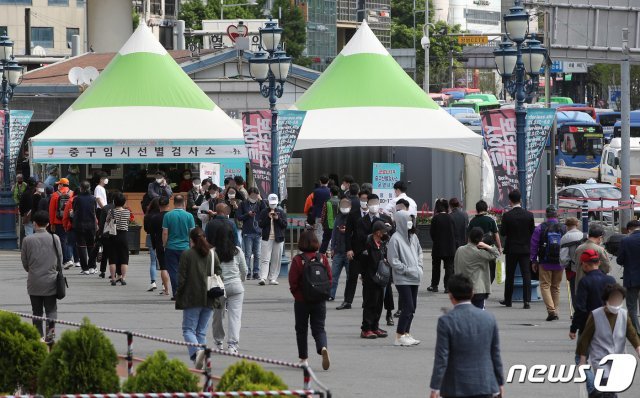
268 193 279 204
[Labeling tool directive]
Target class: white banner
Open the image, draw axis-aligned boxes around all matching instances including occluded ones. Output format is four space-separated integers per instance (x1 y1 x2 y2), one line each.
199 163 221 184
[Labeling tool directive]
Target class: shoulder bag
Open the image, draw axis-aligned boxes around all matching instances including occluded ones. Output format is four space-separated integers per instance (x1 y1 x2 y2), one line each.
207 249 226 299
103 208 117 236
372 244 391 287
53 233 68 300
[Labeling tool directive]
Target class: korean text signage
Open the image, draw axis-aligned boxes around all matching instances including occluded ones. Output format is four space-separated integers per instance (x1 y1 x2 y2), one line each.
199 163 221 185
458 36 489 45
372 163 401 205
525 108 555 204
276 110 306 200
0 110 34 185
242 110 272 199
482 109 517 208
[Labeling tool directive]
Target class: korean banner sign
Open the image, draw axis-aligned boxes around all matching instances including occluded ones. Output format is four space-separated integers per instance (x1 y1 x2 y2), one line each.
372 163 402 206
482 109 517 208
525 108 555 204
276 110 306 200
0 110 34 186
242 111 272 199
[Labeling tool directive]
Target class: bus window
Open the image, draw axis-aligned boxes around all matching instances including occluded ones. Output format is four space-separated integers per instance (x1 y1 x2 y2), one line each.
561 133 577 154
479 103 501 112
613 126 640 138
560 129 604 157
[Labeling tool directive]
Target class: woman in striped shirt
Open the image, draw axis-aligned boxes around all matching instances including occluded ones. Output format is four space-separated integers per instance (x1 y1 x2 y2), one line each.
107 192 131 286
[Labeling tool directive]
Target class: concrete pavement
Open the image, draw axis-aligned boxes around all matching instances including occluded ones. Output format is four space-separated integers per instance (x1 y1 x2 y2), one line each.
1 249 638 397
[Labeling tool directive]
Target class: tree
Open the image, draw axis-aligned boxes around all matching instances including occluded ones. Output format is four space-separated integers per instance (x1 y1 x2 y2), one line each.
271 0 310 67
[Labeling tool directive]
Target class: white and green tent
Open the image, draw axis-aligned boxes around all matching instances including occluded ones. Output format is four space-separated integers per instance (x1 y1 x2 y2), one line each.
30 22 246 164
292 21 493 206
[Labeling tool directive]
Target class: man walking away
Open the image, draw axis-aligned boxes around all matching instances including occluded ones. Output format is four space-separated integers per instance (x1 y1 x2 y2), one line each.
237 187 265 280
48 177 74 268
319 185 340 254
499 190 535 309
329 198 352 301
575 224 611 293
454 227 500 309
312 176 331 243
429 274 504 398
162 195 195 298
428 199 456 293
560 218 587 306
72 181 97 275
531 205 566 321
616 220 640 334
257 194 288 285
569 249 616 397
448 198 468 249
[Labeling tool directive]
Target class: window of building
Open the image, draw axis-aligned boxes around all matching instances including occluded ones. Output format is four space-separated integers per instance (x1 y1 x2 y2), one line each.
48 0 69 5
159 26 173 50
165 0 176 17
0 26 7 36
0 0 32 4
76 0 85 6
31 27 54 48
465 9 501 26
150 0 162 16
66 27 79 47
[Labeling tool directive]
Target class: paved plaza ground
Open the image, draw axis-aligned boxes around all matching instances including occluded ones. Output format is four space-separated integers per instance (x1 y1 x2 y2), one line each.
1 249 638 397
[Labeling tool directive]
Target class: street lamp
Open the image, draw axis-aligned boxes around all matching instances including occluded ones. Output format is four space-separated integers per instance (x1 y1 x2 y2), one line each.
493 0 547 210
0 34 23 249
248 18 292 195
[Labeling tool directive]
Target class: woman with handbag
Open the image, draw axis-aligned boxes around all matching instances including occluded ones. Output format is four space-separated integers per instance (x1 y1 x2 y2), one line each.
211 223 247 354
387 210 423 347
360 221 391 340
21 210 63 342
106 193 131 286
175 227 221 369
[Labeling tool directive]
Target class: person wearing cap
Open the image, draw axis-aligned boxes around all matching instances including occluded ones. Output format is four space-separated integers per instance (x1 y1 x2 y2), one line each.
569 248 617 397
616 219 640 335
359 220 391 339
48 177 74 267
257 194 288 285
530 205 566 321
12 173 27 204
574 224 611 294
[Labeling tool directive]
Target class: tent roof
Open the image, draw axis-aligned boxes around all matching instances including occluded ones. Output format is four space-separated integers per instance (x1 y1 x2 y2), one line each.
293 21 482 157
30 22 245 164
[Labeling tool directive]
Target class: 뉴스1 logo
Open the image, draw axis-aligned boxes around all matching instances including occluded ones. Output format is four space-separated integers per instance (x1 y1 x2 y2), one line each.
507 354 637 393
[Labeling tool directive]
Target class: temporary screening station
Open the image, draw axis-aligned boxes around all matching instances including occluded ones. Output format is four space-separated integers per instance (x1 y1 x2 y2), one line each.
291 21 494 209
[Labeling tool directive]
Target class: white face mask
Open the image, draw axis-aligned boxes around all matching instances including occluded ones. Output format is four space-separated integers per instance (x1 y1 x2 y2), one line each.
606 304 622 314
156 178 163 184
211 192 218 199
340 207 351 215
248 197 257 203
37 187 45 193
360 201 368 209
341 184 348 191
228 194 236 199
369 205 379 214
103 178 109 185
407 221 414 230
269 203 277 209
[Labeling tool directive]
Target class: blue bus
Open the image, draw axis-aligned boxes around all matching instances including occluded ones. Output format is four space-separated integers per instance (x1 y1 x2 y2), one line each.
596 111 620 142
555 111 604 182
612 110 640 139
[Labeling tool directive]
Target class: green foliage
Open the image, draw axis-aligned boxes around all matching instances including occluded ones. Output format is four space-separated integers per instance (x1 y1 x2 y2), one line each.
587 64 640 109
133 10 140 30
271 0 308 66
217 360 287 393
0 312 48 394
122 351 199 393
37 319 119 397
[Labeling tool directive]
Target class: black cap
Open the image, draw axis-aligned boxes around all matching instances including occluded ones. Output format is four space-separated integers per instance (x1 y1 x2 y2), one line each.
372 221 388 233
546 205 558 218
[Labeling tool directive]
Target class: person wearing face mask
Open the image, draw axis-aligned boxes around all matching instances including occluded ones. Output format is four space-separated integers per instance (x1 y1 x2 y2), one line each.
577 283 640 393
360 221 391 339
574 225 611 294
569 249 617 397
148 170 173 200
387 210 423 346
94 172 108 221
198 184 221 228
234 176 249 200
224 186 244 244
186 177 203 224
340 175 355 198
329 198 353 301
179 169 194 193
319 185 341 254
237 187 266 280
257 194 288 286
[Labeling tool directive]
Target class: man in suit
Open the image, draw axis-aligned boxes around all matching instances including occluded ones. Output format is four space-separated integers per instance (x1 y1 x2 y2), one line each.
616 220 640 334
499 190 535 309
429 274 504 398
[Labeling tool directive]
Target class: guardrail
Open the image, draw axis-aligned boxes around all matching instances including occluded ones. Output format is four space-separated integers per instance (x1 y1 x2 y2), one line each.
1 310 331 398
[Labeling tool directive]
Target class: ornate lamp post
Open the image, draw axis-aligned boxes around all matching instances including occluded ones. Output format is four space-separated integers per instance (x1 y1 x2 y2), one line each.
493 0 547 209
248 18 292 195
0 34 23 249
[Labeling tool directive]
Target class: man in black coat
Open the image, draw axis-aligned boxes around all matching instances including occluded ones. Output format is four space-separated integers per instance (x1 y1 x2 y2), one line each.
448 197 469 249
428 199 456 293
499 190 535 308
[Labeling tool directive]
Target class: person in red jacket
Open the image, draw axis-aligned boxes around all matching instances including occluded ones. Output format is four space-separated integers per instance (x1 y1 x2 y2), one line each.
288 230 332 371
48 178 74 267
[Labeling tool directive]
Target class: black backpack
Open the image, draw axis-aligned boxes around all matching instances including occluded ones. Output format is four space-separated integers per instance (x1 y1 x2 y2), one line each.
605 234 625 256
56 192 70 220
538 222 565 264
301 253 331 303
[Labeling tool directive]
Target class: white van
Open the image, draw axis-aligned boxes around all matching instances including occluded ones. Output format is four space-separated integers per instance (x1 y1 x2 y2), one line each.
599 137 640 185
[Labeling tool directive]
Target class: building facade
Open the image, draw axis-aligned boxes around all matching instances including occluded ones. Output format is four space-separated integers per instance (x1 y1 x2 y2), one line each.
336 0 390 53
0 0 86 56
434 0 501 34
303 0 337 71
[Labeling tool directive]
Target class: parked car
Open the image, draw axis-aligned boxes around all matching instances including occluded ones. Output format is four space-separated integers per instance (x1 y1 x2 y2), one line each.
444 107 482 133
557 182 640 221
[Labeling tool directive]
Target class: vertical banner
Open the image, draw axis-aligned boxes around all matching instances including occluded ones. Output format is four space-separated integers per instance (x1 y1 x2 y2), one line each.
276 110 306 200
199 163 221 185
242 110 272 199
0 110 33 186
372 163 402 206
525 108 555 204
482 109 517 208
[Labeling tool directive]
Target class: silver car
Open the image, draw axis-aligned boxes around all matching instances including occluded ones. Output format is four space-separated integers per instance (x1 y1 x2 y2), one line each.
557 183 640 221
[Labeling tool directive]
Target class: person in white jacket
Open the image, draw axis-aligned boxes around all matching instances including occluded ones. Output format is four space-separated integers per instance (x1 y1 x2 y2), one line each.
383 181 418 219
387 209 423 347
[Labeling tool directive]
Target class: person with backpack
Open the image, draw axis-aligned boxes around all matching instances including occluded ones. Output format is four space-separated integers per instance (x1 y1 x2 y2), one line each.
48 177 74 268
574 225 611 294
288 230 332 370
319 185 340 254
530 205 566 321
360 221 391 339
560 217 586 308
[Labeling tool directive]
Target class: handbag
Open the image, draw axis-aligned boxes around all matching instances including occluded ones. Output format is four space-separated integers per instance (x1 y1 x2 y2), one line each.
496 258 506 285
372 245 391 287
53 233 68 300
103 208 117 236
207 249 226 299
